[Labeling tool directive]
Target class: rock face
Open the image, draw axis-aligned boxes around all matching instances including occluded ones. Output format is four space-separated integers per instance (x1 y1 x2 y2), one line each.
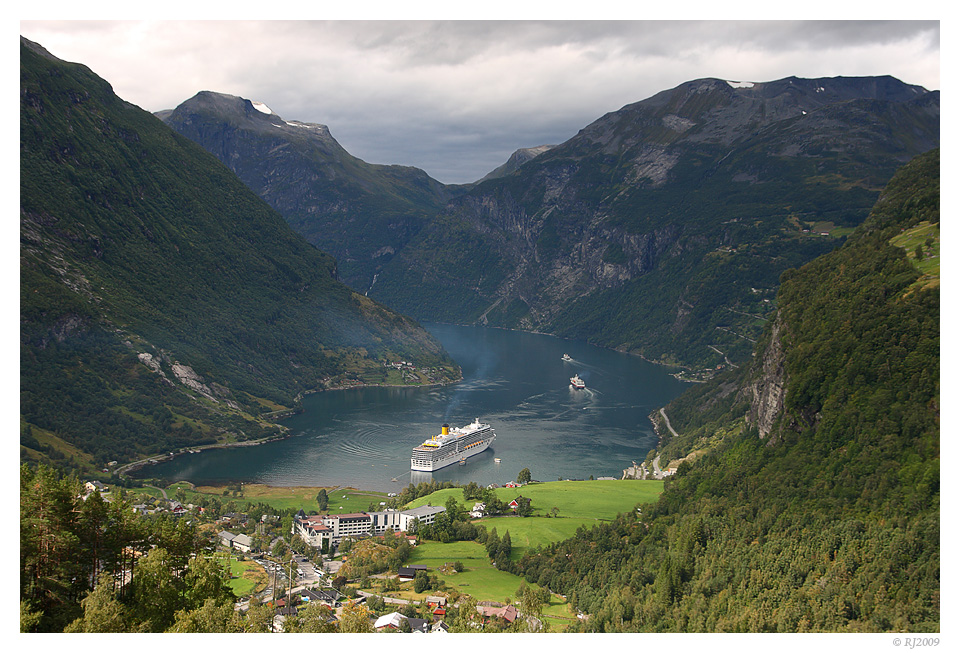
159 92 464 291
745 315 788 439
163 76 939 370
369 76 939 367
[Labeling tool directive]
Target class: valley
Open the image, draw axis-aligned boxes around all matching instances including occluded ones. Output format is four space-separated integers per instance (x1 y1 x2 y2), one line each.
20 30 939 637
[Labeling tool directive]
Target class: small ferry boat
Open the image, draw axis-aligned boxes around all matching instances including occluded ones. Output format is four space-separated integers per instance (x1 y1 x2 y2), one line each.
562 353 573 362
570 373 586 390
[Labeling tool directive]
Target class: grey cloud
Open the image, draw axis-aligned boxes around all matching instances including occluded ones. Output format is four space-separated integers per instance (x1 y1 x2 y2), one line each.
20 20 940 184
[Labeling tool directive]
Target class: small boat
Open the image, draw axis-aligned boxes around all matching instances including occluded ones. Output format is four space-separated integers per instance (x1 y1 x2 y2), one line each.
570 373 586 389
562 353 573 362
494 458 501 464
458 458 466 466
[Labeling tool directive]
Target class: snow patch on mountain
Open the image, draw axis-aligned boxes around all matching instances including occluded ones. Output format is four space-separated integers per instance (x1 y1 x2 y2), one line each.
252 101 273 114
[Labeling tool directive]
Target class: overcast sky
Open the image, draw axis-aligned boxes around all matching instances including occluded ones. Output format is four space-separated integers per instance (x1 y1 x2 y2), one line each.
20 18 940 184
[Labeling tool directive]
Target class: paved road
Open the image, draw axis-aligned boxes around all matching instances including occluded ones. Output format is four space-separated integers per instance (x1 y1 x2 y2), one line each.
659 408 679 438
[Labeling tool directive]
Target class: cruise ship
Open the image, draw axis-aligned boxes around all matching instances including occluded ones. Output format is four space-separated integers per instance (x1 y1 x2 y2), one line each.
411 419 496 471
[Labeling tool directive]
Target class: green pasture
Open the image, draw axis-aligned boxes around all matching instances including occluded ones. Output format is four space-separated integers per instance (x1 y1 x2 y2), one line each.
891 220 940 280
406 541 577 631
409 540 526 602
407 479 663 520
125 481 388 515
225 555 268 597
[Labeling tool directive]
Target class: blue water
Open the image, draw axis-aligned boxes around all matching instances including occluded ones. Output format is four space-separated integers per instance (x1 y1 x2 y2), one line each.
134 324 687 491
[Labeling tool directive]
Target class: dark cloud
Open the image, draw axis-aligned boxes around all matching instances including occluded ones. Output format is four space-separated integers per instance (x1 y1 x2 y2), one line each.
19 20 940 184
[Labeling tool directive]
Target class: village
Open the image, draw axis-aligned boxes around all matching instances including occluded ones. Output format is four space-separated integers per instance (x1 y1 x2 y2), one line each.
79 477 546 632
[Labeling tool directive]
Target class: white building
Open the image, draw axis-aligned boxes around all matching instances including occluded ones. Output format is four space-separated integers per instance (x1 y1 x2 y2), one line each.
292 505 446 548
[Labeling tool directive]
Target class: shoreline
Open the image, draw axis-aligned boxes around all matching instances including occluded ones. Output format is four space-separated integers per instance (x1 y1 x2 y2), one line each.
118 375 463 480
436 320 700 378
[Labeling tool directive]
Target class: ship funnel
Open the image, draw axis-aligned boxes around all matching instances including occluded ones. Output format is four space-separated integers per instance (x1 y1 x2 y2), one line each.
442 423 450 435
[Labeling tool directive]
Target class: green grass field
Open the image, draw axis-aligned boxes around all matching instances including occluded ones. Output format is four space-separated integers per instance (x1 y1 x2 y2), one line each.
405 540 574 630
404 480 662 558
891 220 940 290
391 479 663 629
124 482 389 515
407 480 662 518
225 555 268 597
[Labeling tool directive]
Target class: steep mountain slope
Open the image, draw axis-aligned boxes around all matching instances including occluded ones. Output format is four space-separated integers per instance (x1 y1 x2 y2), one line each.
159 92 466 291
478 144 555 182
371 76 939 369
20 38 458 468
512 149 939 632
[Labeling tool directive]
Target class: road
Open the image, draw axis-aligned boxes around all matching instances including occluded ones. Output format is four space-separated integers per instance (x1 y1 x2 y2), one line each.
659 408 679 438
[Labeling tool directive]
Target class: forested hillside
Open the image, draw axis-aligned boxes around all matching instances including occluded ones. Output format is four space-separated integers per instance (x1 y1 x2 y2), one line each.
511 149 940 632
20 38 457 470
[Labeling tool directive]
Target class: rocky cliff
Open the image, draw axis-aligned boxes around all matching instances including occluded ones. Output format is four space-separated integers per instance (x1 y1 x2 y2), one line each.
744 314 788 440
160 91 466 290
371 76 939 368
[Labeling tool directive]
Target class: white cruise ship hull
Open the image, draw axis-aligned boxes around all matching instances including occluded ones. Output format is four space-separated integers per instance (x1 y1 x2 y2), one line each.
411 437 494 471
411 419 496 471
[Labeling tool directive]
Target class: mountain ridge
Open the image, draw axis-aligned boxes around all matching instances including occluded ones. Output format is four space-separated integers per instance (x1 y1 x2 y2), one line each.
160 77 937 373
511 148 940 632
159 91 467 291
368 74 938 369
20 37 458 469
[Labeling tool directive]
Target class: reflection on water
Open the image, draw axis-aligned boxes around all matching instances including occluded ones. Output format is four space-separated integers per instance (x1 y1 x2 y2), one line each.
134 324 687 491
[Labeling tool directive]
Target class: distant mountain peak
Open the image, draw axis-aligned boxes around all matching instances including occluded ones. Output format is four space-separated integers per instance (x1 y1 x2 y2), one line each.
160 90 337 144
478 144 556 183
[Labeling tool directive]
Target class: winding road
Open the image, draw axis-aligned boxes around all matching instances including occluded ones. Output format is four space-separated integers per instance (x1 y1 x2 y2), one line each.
659 408 679 438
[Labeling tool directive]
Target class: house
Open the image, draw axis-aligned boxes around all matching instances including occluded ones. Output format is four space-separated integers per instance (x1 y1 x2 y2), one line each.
470 502 486 518
169 501 187 518
232 533 253 553
432 620 450 633
397 565 427 579
374 612 406 630
477 604 518 624
374 612 430 633
296 588 340 608
508 496 531 514
426 596 447 608
84 480 107 494
407 617 430 633
218 531 236 548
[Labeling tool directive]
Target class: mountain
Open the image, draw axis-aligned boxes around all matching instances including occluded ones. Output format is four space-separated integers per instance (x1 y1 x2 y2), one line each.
159 91 467 292
511 148 940 632
478 144 556 182
20 37 458 470
368 76 939 369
